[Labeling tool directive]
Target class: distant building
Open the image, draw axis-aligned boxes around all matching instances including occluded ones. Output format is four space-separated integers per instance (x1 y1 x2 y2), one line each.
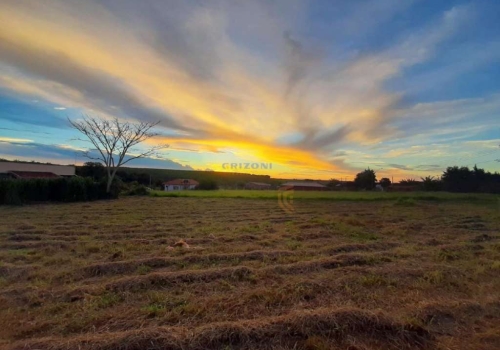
163 179 199 191
0 161 75 179
279 181 328 191
244 182 272 190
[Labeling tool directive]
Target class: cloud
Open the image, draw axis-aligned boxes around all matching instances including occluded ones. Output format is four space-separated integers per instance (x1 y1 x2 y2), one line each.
388 163 413 170
392 94 500 142
414 164 443 171
0 93 69 128
331 151 348 158
0 127 52 135
293 125 351 151
0 136 33 143
0 38 186 131
464 139 500 147
386 163 444 172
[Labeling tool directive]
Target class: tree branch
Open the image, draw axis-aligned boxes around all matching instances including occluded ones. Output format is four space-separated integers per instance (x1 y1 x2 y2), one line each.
69 115 167 192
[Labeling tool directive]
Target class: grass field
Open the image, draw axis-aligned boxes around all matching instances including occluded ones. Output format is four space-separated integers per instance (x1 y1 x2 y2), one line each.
0 194 499 349
151 189 500 202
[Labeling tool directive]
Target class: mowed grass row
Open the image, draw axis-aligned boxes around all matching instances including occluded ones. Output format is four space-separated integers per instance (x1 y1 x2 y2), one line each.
0 196 499 350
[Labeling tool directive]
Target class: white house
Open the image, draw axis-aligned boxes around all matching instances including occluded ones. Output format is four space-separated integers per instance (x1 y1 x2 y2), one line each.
163 179 199 191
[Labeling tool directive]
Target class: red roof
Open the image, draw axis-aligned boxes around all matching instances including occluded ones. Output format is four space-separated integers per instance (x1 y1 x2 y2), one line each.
9 171 60 179
163 179 199 186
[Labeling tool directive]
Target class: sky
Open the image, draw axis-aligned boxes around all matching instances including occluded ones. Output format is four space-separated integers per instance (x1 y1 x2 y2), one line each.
0 0 499 181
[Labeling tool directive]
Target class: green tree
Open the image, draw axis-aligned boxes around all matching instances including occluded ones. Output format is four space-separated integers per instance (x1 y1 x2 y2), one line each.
400 178 419 185
379 177 391 189
441 166 473 192
421 176 442 191
79 162 106 181
197 180 218 190
354 169 377 190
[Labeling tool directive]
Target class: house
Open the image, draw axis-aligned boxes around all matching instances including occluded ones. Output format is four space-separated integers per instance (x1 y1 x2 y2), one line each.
163 179 199 191
244 182 272 190
279 181 328 191
0 161 75 179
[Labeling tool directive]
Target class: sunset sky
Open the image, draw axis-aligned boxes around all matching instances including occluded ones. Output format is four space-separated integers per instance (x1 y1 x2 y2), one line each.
0 0 499 180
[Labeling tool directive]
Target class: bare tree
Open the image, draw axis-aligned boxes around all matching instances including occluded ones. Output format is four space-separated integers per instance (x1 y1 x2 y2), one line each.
69 115 168 193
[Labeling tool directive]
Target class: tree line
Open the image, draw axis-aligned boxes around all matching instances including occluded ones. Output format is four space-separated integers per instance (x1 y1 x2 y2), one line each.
348 165 500 193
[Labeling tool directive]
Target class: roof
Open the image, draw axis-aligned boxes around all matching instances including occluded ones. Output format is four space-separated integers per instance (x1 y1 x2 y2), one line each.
246 182 271 186
280 182 326 188
0 161 75 176
8 171 60 179
163 179 199 186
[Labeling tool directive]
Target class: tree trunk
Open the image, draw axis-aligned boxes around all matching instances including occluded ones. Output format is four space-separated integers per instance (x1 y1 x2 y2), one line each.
106 167 119 193
106 168 113 193
106 176 113 193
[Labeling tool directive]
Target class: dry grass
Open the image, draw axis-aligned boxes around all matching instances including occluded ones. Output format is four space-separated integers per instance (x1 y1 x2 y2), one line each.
8 308 432 350
0 196 499 350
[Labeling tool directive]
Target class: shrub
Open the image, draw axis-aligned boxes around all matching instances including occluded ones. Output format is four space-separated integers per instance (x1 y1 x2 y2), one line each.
48 178 69 202
85 177 101 201
4 184 23 205
379 178 391 189
197 180 218 190
67 177 88 201
31 179 50 201
0 177 116 205
124 184 149 196
421 176 443 191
